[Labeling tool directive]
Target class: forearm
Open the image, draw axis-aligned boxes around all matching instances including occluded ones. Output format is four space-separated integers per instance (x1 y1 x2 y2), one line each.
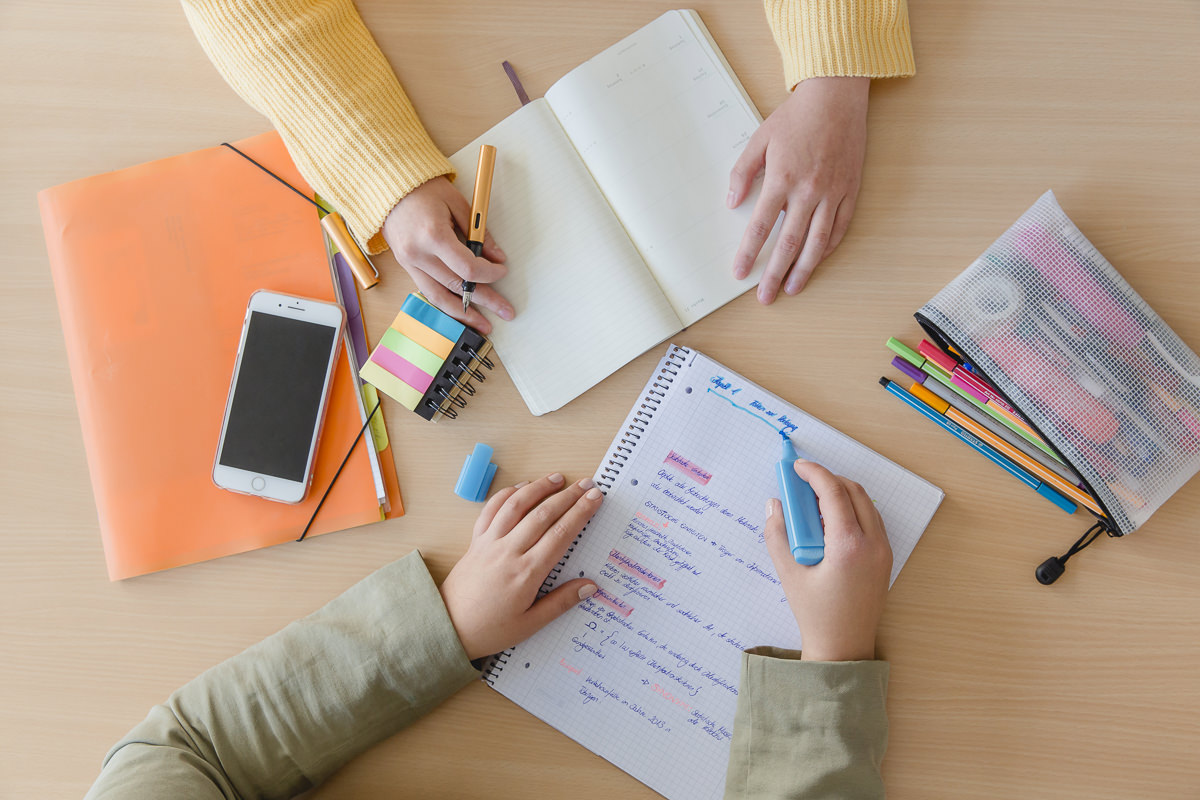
181 0 453 253
86 552 478 800
763 0 916 88
724 647 889 800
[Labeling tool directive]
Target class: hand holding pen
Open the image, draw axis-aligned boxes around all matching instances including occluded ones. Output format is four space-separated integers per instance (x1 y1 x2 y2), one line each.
381 169 511 335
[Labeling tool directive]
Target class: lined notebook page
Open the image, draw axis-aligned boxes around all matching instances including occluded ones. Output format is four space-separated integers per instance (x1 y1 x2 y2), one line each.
486 346 943 800
546 10 773 325
448 100 679 415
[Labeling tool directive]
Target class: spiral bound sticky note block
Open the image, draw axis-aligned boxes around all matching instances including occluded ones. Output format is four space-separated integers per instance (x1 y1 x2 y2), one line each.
359 293 494 422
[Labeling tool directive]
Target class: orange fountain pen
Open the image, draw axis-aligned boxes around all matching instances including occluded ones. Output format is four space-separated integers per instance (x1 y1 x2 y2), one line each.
462 144 496 312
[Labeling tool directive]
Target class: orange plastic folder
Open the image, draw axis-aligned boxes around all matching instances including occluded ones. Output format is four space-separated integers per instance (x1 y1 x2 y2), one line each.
39 132 403 580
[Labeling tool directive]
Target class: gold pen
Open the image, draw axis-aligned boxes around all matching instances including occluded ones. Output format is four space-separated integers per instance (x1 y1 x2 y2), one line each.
462 144 496 312
320 211 379 290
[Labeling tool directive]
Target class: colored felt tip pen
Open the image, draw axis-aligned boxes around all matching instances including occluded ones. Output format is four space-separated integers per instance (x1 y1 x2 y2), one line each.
462 144 496 312
776 431 824 564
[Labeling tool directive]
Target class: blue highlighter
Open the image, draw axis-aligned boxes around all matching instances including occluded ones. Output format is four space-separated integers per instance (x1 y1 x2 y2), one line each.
776 431 825 564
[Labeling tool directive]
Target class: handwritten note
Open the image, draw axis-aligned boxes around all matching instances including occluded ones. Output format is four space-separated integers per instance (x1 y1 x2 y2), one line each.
485 347 943 800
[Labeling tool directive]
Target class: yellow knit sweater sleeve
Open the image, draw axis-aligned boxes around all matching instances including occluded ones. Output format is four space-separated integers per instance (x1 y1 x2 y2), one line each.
764 0 915 89
181 0 452 254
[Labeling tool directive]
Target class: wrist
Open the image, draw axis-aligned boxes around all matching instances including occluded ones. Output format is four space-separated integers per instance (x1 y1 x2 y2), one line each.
794 75 870 103
800 639 876 662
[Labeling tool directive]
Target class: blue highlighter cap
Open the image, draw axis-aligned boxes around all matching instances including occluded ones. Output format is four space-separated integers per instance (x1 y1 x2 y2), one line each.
776 432 825 564
455 443 497 503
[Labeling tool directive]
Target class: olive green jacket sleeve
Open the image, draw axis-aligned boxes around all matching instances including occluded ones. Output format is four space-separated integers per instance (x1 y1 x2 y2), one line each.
84 551 478 800
82 554 887 798
724 646 890 799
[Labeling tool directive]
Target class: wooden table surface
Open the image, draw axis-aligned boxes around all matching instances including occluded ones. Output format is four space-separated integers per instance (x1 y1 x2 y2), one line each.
3 1 1199 797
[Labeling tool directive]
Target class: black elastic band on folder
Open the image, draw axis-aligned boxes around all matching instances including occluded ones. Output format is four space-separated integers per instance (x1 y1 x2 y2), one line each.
221 142 332 215
297 399 382 543
218 144 381 544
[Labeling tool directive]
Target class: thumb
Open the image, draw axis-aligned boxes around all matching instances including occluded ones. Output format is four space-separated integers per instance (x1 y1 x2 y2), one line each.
518 579 598 639
728 130 767 209
763 498 795 572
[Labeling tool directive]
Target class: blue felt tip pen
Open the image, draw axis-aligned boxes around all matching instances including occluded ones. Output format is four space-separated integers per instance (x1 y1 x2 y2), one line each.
776 431 825 564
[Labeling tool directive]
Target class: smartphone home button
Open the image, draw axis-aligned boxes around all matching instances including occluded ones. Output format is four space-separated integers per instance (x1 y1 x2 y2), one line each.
251 476 266 491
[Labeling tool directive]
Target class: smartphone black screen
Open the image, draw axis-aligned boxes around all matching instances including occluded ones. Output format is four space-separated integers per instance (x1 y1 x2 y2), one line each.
218 311 338 482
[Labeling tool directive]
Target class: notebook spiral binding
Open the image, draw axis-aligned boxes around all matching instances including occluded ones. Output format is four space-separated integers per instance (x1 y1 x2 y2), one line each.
419 337 494 422
481 345 689 687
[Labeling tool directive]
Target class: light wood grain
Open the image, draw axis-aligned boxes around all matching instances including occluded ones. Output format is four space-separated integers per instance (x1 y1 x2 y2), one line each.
2 1 1199 798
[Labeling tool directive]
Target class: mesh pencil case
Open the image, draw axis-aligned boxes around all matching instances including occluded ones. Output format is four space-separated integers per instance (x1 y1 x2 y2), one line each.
916 191 1200 577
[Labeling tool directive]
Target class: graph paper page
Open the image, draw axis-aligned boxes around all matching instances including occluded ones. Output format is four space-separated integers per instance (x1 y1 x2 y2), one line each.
486 346 943 799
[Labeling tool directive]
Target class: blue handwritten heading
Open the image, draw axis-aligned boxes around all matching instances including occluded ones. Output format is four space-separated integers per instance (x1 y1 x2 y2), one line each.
706 379 799 436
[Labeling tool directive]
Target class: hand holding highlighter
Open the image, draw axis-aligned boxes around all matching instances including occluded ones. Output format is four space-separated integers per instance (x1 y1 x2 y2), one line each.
775 431 825 564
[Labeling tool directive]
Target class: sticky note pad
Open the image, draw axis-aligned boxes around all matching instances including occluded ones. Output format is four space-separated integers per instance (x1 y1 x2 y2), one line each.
361 360 423 410
390 310 455 360
402 293 465 342
359 292 494 422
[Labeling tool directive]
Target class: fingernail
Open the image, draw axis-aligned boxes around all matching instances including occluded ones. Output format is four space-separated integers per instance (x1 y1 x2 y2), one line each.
766 498 774 517
514 481 530 488
548 473 564 484
578 477 594 490
726 191 736 208
498 305 514 321
585 487 603 501
578 584 597 600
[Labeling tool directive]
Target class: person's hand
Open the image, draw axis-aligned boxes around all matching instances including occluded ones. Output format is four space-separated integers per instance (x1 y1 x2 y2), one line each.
728 76 870 304
764 460 892 661
382 175 514 335
440 473 603 661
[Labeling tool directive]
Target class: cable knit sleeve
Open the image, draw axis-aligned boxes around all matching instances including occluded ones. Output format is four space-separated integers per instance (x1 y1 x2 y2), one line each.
181 0 454 253
763 0 916 89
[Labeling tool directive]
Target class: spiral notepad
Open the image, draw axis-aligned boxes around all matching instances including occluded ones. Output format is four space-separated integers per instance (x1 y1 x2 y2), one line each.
359 293 494 421
482 345 943 799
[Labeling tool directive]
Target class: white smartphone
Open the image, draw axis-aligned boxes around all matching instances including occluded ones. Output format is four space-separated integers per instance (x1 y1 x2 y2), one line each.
213 290 346 504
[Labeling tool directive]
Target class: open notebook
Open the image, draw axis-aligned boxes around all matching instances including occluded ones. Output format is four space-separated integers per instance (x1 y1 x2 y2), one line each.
483 346 944 799
447 10 776 416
